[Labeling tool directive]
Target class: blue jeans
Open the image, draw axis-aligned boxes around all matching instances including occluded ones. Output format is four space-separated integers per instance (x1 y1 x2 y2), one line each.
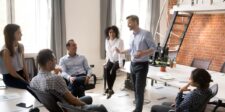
130 62 149 112
3 70 29 89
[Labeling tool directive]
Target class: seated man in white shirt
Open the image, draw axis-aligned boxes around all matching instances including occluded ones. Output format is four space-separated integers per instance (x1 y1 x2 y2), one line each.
59 39 92 97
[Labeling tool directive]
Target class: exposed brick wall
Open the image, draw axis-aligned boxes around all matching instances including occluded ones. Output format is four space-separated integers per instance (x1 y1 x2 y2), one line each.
168 0 225 72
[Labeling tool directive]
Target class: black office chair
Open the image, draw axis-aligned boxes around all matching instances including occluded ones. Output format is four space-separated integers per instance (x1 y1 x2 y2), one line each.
208 75 225 111
27 86 63 112
191 58 211 69
25 58 38 80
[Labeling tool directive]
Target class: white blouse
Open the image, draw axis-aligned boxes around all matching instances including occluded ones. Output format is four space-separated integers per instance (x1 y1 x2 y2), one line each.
105 38 125 67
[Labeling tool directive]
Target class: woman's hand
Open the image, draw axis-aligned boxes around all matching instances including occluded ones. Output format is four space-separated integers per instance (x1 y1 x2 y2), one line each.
179 83 191 92
115 47 121 53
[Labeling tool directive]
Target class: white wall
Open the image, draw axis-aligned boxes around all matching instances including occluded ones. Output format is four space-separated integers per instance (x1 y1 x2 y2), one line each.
159 0 168 46
65 0 105 77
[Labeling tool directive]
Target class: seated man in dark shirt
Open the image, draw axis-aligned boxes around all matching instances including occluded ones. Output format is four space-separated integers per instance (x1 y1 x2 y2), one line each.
151 68 213 112
30 49 108 112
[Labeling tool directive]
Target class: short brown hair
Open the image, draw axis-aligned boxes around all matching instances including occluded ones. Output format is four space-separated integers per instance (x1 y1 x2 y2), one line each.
126 15 139 25
37 49 54 67
66 39 75 47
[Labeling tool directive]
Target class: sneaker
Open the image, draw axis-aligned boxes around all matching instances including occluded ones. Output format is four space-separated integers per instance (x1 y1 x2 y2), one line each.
107 90 114 99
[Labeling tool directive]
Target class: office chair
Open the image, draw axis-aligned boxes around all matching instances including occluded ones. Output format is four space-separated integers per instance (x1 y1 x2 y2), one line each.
191 58 211 69
208 78 225 111
27 86 63 112
0 56 6 88
25 58 38 80
220 62 225 73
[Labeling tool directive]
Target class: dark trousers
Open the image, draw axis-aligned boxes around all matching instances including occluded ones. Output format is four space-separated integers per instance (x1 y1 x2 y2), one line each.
79 96 108 112
151 102 173 112
131 62 149 112
79 96 93 104
105 60 119 90
3 70 29 89
68 74 86 98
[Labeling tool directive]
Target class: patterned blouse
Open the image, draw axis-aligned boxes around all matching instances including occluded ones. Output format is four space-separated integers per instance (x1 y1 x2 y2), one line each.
175 88 212 112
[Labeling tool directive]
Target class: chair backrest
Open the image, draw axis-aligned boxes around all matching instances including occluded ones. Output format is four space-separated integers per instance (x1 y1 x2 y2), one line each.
200 83 218 112
27 86 41 102
0 54 7 74
209 83 218 99
220 62 225 73
191 58 211 69
25 58 37 80
27 86 63 112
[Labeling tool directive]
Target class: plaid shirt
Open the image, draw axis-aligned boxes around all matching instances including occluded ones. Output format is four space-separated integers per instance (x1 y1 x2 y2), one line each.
175 88 212 112
30 70 69 97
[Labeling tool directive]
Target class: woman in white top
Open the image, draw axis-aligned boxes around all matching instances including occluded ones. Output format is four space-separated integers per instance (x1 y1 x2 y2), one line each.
0 24 29 89
104 25 125 99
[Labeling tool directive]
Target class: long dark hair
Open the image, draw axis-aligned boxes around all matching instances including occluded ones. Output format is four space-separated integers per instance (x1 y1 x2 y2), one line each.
104 25 120 39
191 68 212 89
3 24 22 56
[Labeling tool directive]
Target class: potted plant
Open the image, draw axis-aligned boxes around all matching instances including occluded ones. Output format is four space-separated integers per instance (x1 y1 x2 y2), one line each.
159 61 167 72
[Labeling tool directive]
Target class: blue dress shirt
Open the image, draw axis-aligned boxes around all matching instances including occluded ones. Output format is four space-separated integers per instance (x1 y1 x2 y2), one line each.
59 54 92 80
128 28 156 62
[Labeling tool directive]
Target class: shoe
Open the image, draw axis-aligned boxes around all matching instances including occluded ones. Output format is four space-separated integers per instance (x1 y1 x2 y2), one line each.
107 90 114 99
133 100 136 104
103 89 109 95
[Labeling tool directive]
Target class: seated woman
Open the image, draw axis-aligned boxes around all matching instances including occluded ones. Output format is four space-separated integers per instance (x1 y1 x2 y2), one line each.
104 25 125 99
0 24 29 89
151 68 213 112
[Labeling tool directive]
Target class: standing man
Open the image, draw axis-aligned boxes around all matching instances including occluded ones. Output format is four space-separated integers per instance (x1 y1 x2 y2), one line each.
59 39 92 97
116 15 156 112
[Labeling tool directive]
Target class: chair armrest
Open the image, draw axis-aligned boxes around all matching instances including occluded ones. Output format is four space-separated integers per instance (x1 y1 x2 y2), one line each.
90 74 97 85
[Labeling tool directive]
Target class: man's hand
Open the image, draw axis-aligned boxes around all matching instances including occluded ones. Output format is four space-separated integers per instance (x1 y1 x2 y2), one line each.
134 50 144 58
53 68 62 75
69 77 76 84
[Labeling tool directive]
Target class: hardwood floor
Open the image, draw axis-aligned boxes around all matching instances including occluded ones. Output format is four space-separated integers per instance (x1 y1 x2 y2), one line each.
1 72 225 112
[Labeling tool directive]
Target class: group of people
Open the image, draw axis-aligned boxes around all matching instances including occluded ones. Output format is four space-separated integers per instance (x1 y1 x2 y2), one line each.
0 15 214 112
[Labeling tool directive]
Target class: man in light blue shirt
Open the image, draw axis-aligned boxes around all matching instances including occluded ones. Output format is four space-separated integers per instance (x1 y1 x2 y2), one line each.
117 15 156 112
59 39 92 97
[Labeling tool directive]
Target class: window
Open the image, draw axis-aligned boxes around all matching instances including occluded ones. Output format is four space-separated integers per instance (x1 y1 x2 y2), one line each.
115 0 150 49
0 0 51 53
0 0 7 47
